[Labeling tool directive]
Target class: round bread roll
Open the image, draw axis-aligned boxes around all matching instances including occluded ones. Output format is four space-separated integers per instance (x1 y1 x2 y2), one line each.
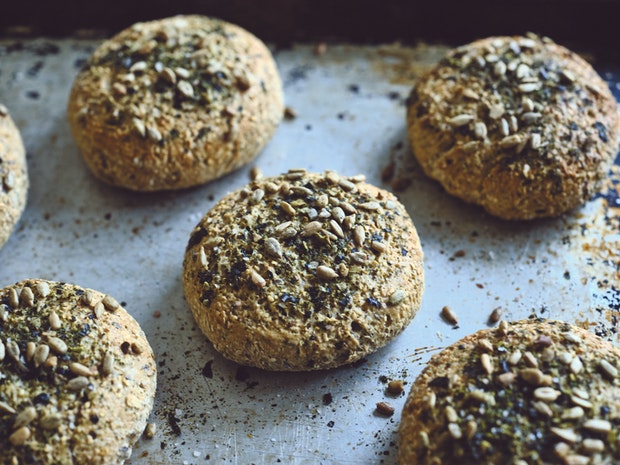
67 15 284 191
183 169 425 371
398 318 620 464
0 104 28 250
0 279 157 464
406 34 620 220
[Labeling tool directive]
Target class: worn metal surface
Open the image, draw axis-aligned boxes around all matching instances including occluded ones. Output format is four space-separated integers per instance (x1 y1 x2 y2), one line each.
0 39 619 464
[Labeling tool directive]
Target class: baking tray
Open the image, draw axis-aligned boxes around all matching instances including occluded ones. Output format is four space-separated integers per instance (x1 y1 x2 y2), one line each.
0 37 619 464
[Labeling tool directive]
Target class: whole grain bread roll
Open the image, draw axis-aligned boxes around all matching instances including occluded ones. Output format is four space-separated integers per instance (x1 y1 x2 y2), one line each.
0 104 28 250
0 279 157 465
398 318 620 464
183 169 425 371
406 34 620 220
67 15 284 191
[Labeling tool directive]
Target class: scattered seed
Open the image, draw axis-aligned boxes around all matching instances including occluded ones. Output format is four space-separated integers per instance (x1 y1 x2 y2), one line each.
488 307 502 324
387 379 404 395
102 295 120 312
440 306 458 325
477 338 495 354
555 442 571 458
9 426 31 446
144 422 157 439
583 419 611 434
375 402 395 416
14 406 37 429
49 312 61 330
316 265 338 280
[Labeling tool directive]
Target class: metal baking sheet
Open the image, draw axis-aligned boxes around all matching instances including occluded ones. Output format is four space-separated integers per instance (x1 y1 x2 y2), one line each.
1 38 619 464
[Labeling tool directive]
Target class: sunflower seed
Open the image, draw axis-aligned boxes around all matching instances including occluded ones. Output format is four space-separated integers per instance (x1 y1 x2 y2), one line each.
570 356 583 374
530 132 541 149
25 342 35 362
523 351 538 368
561 406 584 420
291 186 313 197
249 269 266 287
302 221 322 237
353 226 365 247
329 220 344 238
331 207 345 223
102 352 114 376
582 438 604 453
493 60 507 77
102 295 120 312
520 368 545 385
477 338 494 353
317 265 338 280
49 312 61 330
570 395 593 409
160 66 176 84
177 80 194 98
533 401 554 417
338 179 356 192
474 121 487 139
519 82 541 93
9 426 30 446
81 290 95 307
0 401 16 414
6 340 20 361
93 302 104 318
561 69 576 83
40 414 62 430
14 406 37 429
340 202 357 214
66 376 90 392
500 118 510 136
488 104 504 119
599 359 618 379
21 287 34 306
35 282 50 298
132 118 146 137
481 353 494 375
359 201 381 211
47 337 67 355
70 362 94 377
440 306 458 325
447 422 462 439
371 241 387 254
521 112 542 125
146 126 162 142
33 344 49 367
350 251 369 264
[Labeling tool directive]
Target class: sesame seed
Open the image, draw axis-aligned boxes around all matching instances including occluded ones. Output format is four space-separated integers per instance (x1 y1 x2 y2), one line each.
530 132 541 149
583 419 611 434
174 66 191 79
426 391 436 409
561 69 576 83
467 390 495 405
264 182 279 194
598 359 618 380
557 351 573 364
533 387 561 402
550 427 578 443
264 237 282 258
493 60 507 77
582 438 604 454
160 66 176 84
500 118 510 136
462 88 479 100
316 265 338 280
349 174 366 183
279 181 290 195
251 188 265 203
343 215 356 230
419 431 430 448
521 112 542 124
561 406 584 420
112 82 127 96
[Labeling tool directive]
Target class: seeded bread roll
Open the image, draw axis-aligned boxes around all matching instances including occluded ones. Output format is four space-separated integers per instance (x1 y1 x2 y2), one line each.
406 34 620 220
67 15 284 191
183 169 425 371
0 279 157 465
0 104 28 250
398 319 620 464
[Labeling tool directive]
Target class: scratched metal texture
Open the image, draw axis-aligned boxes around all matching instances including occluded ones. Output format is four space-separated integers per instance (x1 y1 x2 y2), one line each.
0 39 619 464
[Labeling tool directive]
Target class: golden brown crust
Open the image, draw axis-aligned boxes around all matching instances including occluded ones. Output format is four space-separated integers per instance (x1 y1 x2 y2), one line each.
0 104 28 249
0 279 157 465
398 319 620 464
67 15 284 191
406 35 620 220
182 170 425 371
